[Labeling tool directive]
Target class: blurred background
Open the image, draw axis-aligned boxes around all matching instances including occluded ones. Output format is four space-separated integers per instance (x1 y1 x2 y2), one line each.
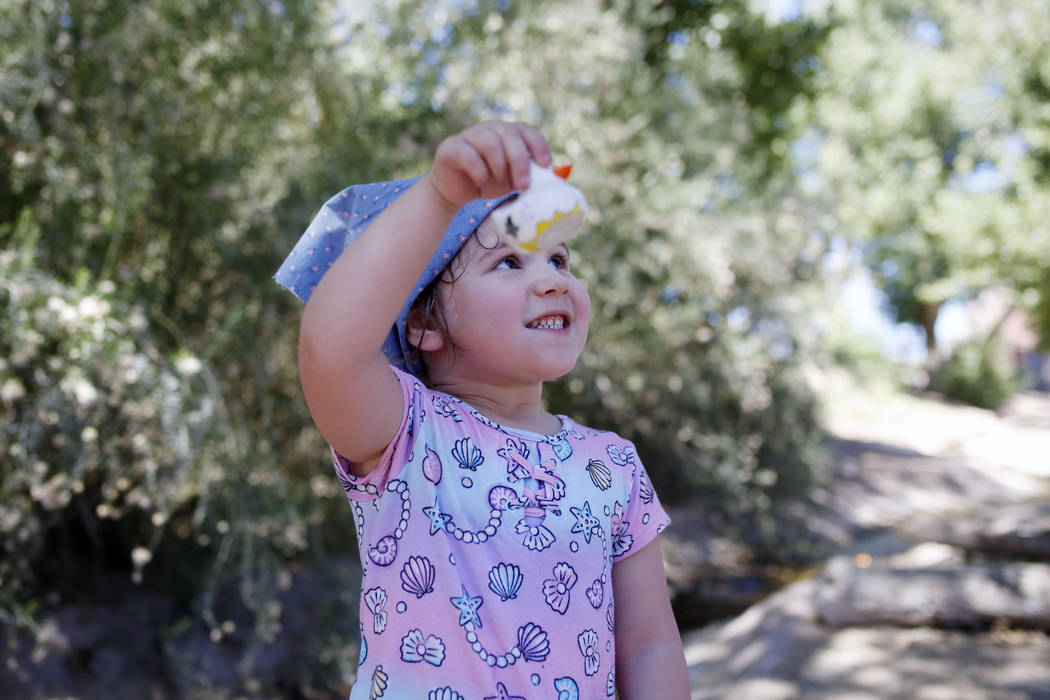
2 0 1048 697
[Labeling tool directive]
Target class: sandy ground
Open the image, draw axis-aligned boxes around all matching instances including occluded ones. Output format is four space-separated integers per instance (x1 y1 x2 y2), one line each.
682 371 1050 699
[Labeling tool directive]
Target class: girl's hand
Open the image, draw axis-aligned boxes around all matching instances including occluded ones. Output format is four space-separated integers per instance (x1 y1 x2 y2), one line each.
427 121 553 210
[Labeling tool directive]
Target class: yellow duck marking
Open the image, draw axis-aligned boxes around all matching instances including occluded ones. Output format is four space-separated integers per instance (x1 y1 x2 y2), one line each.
519 205 585 253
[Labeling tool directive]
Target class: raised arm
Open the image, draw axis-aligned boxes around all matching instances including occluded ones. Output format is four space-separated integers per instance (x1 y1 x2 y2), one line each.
297 122 551 474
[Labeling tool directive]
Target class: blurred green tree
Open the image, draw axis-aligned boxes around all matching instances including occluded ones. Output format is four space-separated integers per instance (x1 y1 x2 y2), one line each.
1 0 357 691
398 0 834 520
2 0 835 691
799 0 1050 368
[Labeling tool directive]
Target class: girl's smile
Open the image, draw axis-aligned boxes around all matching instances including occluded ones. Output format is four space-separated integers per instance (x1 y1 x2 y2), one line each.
427 224 591 388
525 314 567 330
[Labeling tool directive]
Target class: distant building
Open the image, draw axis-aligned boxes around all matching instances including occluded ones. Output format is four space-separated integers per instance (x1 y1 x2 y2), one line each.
939 288 1048 392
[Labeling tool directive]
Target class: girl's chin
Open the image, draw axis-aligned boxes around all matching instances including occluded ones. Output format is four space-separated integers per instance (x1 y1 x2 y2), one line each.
432 348 584 385
530 359 581 382
487 362 580 386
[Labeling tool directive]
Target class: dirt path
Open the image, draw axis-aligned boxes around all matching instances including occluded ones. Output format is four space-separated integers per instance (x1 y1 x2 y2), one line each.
681 371 1050 699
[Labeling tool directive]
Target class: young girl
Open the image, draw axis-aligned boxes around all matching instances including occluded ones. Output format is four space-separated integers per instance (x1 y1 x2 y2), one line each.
277 122 689 699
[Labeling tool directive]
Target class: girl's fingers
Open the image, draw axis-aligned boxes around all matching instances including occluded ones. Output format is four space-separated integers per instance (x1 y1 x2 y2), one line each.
434 121 554 203
433 135 489 204
468 121 551 193
514 121 553 170
497 124 534 191
457 145 492 195
495 121 552 190
464 124 508 189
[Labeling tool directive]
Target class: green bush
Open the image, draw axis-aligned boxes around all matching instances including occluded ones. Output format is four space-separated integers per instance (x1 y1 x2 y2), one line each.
0 214 358 693
2 215 203 605
1 0 837 692
931 337 1020 410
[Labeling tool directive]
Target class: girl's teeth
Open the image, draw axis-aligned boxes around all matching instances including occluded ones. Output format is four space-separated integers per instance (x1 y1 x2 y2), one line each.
529 316 564 329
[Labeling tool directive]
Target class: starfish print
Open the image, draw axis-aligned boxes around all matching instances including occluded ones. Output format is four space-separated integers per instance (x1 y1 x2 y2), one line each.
570 500 600 543
423 497 452 535
484 682 525 700
450 584 484 629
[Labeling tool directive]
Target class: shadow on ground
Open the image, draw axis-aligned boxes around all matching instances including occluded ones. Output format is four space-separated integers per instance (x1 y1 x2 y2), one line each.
678 377 1050 699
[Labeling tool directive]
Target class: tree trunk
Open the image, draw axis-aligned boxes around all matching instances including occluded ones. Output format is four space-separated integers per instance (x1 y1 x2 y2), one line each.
919 301 942 382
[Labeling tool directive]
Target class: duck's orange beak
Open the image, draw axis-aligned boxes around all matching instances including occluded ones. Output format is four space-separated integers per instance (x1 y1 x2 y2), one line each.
553 164 573 180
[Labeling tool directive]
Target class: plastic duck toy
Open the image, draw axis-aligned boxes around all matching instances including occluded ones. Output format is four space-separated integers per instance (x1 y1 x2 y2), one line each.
493 162 588 253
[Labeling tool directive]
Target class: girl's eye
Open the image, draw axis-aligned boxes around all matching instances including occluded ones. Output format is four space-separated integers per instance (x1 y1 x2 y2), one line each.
495 256 520 270
549 253 569 270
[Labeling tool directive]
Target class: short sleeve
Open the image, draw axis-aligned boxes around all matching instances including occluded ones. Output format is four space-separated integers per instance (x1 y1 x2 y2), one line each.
330 366 421 502
610 442 671 563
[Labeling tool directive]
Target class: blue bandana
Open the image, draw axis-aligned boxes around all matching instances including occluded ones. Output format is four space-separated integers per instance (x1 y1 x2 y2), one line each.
274 176 515 377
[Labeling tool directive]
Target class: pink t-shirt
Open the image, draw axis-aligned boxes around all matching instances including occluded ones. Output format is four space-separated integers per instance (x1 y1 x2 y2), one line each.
333 368 671 700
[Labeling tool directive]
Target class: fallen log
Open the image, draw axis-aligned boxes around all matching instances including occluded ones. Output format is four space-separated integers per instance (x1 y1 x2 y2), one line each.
898 504 1050 561
816 557 1050 630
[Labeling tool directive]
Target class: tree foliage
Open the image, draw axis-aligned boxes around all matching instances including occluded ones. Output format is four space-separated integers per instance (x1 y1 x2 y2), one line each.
1 0 350 690
1 0 834 691
416 0 831 506
800 0 1050 361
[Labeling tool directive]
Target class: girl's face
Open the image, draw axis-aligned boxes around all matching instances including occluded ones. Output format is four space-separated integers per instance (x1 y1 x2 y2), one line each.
428 219 591 386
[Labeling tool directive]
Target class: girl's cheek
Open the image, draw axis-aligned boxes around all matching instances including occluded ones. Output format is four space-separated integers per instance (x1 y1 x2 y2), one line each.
575 283 592 327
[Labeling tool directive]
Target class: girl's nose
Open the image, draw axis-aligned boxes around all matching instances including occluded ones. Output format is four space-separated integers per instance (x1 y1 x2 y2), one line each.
531 261 570 295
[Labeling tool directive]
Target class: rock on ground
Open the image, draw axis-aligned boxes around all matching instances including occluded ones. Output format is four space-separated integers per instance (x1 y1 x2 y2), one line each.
682 372 1050 699
684 576 1050 700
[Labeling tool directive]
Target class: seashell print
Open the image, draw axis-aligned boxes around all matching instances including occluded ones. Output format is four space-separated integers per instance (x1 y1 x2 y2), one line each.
607 667 616 697
370 664 388 699
451 437 484 471
554 677 580 700
400 628 446 666
515 518 555 551
542 562 578 615
549 435 573 460
577 628 600 677
335 458 356 492
364 586 387 611
586 459 612 491
400 555 436 599
611 531 634 559
487 562 523 602
586 579 603 608
515 622 550 663
428 689 465 700
364 586 388 635
368 535 398 566
422 444 442 484
605 444 635 466
606 601 615 633
610 501 633 558
639 473 655 504
488 485 518 511
432 395 462 422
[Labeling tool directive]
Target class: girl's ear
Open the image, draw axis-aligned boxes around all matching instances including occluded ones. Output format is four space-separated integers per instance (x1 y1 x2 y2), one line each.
405 306 446 353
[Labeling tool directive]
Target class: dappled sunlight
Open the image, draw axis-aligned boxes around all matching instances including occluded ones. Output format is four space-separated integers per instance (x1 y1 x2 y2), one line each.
682 369 1050 696
3 0 1049 696
685 571 1050 697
